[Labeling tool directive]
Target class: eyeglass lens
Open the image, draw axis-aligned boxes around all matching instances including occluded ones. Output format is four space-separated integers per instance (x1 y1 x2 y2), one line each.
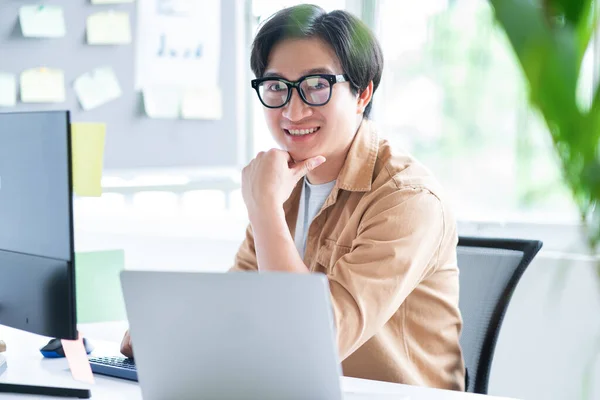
257 76 331 107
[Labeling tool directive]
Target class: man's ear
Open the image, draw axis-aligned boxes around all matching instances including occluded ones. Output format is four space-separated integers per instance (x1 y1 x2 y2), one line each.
356 81 374 115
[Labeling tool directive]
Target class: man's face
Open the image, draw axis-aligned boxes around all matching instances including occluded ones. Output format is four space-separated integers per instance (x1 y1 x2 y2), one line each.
261 38 362 163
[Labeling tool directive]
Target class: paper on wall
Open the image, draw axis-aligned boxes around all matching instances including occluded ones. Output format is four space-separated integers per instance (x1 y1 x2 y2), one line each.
0 72 17 107
75 250 127 323
74 67 122 110
135 0 220 89
181 87 222 120
143 87 181 119
19 5 66 38
86 11 132 45
20 68 65 103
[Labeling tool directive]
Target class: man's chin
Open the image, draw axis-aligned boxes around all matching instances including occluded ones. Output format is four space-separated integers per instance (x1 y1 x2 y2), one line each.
286 149 322 164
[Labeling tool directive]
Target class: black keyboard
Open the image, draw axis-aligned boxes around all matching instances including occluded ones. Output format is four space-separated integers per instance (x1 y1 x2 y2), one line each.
88 356 138 381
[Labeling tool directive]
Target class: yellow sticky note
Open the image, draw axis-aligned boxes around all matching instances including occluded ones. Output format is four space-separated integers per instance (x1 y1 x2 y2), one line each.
0 72 17 107
19 5 66 38
181 87 222 120
143 87 181 119
71 123 105 197
86 11 132 45
61 336 95 384
74 67 122 110
20 68 65 103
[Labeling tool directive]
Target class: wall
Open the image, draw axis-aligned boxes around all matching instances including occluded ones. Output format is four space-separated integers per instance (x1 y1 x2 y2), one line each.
0 0 245 170
489 254 600 400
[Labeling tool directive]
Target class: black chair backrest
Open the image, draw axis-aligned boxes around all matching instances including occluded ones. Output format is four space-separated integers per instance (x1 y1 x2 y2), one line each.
457 237 542 394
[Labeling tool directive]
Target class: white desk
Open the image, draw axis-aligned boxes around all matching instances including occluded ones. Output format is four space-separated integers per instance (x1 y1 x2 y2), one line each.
0 323 518 400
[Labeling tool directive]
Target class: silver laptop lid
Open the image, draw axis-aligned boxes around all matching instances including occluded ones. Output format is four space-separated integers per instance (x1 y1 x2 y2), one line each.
120 270 343 400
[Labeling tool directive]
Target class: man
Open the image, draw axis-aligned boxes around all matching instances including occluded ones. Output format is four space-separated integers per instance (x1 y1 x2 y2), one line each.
122 4 465 391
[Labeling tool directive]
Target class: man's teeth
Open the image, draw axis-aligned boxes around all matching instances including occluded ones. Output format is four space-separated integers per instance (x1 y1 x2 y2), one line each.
288 128 318 136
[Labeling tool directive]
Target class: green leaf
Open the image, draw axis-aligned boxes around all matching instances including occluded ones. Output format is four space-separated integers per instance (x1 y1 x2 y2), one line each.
490 0 552 104
593 83 600 116
536 30 581 122
489 0 549 64
548 0 593 27
491 0 599 222
491 0 583 141
574 0 598 62
589 87 600 201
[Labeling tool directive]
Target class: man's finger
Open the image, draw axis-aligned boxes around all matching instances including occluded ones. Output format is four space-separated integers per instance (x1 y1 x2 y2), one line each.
121 341 133 358
284 150 295 161
292 156 326 178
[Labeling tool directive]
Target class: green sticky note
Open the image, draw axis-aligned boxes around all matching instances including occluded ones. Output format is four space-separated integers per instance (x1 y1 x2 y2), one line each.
71 123 105 197
75 250 126 323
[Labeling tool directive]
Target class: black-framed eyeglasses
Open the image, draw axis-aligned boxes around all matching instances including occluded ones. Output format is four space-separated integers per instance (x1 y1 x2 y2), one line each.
251 74 349 109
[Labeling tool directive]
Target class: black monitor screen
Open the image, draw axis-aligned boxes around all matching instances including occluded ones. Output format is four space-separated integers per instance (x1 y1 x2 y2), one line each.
0 111 76 340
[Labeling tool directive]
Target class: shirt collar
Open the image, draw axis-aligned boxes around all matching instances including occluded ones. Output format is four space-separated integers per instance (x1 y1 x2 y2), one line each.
336 119 379 192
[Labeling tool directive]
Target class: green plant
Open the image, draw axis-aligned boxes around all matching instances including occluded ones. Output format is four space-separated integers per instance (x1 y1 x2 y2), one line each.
490 0 600 260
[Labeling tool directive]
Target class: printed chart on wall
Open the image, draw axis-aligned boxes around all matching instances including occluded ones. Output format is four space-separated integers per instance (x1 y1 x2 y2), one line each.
135 0 222 120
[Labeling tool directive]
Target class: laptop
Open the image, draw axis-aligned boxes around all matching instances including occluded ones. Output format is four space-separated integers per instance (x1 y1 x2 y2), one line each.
113 270 406 400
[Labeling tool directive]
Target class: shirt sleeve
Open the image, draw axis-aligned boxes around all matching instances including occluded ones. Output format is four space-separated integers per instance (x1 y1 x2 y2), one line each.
327 186 448 360
229 223 259 272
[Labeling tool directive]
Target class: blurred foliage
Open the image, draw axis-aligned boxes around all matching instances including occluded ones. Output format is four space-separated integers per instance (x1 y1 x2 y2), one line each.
491 0 600 256
379 0 576 217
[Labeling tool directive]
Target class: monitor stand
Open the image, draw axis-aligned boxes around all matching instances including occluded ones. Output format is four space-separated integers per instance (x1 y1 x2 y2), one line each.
0 382 91 398
0 350 91 398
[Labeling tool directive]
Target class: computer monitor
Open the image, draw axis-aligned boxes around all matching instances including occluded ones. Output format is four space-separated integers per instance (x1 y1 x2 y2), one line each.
0 111 91 398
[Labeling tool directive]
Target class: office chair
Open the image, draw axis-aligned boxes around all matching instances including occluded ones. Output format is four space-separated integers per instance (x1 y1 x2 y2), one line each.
457 236 543 394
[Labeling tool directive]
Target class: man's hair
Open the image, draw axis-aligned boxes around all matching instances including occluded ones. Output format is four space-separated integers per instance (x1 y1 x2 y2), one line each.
250 4 384 119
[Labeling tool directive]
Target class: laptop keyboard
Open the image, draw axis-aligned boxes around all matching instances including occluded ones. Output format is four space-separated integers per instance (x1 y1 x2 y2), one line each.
89 356 138 381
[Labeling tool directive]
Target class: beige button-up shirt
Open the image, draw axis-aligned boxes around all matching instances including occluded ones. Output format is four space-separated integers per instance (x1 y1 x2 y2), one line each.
231 120 465 391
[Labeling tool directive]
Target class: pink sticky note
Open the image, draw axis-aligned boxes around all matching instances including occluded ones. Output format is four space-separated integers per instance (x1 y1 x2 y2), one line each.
61 336 95 384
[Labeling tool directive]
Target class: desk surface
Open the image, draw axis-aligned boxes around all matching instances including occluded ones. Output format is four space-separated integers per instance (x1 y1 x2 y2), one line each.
0 323 517 400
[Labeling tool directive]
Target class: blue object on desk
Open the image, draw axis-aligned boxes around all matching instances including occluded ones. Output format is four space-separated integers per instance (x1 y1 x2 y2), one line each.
40 338 94 358
89 356 138 381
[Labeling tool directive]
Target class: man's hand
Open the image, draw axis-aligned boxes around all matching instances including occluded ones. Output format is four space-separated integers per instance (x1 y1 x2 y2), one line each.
242 149 325 219
120 329 133 358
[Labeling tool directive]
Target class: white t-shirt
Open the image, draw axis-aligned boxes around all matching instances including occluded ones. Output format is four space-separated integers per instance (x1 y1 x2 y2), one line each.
293 177 336 260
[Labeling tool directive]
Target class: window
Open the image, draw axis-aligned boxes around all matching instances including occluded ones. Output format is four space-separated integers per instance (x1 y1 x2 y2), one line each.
374 0 597 224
